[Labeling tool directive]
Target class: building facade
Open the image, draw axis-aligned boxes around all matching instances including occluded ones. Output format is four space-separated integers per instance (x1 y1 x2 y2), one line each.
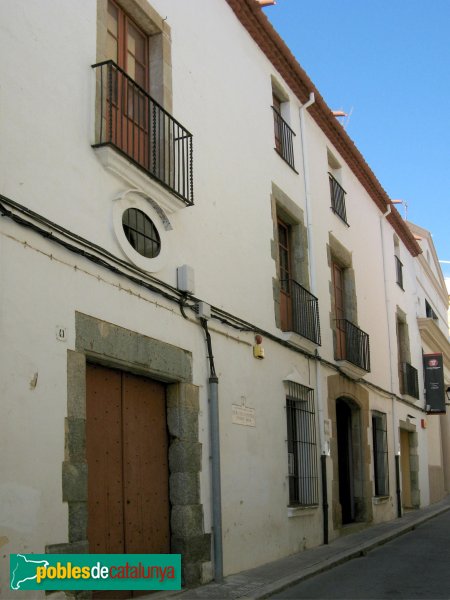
1 0 449 596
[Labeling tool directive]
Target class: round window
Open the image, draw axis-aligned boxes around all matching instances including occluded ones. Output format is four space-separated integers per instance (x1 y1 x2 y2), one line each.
122 208 161 258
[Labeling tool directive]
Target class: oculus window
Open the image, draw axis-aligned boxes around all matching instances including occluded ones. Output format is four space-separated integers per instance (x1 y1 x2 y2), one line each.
122 208 161 258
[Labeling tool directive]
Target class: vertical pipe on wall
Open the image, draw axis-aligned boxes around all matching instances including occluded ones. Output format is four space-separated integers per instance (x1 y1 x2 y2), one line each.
299 93 329 543
320 454 329 544
379 205 402 517
200 318 223 582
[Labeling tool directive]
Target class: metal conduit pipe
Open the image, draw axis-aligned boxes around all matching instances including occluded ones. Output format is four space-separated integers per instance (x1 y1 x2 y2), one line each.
200 319 223 582
299 93 330 543
379 205 402 518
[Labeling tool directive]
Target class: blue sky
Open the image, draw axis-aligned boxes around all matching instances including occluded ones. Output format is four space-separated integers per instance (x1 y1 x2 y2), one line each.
266 0 450 279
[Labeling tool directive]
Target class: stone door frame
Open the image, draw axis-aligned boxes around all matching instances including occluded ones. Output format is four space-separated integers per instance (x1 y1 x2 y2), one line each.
47 312 210 587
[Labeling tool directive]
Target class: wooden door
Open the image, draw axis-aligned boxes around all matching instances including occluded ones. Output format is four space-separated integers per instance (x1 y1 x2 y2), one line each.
122 373 170 554
400 429 412 508
332 262 346 359
86 364 170 557
106 0 149 168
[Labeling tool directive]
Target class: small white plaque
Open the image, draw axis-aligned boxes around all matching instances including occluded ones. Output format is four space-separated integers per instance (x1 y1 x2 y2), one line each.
232 404 255 427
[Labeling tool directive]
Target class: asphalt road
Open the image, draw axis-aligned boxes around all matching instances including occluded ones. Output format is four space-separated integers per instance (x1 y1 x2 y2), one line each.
271 509 450 599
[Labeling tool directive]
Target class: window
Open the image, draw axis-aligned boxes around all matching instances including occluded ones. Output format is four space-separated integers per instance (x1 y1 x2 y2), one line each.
122 208 161 258
425 299 438 320
105 1 150 160
107 0 148 89
93 0 194 205
329 235 370 372
112 191 169 272
272 93 283 155
372 412 389 496
328 151 348 224
332 261 346 360
274 200 320 344
396 311 418 398
271 89 296 171
278 218 292 298
394 236 403 289
286 382 319 506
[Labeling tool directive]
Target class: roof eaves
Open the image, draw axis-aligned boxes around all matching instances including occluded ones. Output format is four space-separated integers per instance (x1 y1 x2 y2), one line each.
225 0 422 258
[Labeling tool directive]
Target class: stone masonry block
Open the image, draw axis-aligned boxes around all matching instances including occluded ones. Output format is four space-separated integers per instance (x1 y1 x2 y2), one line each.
69 502 88 543
75 313 192 383
171 534 211 563
170 472 199 506
182 562 202 588
67 351 86 419
46 540 89 554
169 440 202 473
65 418 86 462
171 505 204 539
62 462 87 502
167 384 199 440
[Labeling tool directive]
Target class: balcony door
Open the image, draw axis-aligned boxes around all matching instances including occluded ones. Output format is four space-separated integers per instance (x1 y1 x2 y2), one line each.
278 217 292 331
106 0 149 167
332 262 346 359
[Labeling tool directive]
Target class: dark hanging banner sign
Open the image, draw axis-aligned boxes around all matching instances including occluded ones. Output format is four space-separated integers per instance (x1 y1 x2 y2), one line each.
424 353 446 414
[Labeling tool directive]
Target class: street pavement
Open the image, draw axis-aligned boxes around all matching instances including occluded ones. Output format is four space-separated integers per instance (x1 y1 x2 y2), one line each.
151 495 450 600
272 507 450 599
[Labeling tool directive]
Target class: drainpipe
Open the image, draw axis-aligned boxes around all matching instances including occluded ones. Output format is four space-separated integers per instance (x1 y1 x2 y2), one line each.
379 205 402 517
299 93 329 543
200 318 223 582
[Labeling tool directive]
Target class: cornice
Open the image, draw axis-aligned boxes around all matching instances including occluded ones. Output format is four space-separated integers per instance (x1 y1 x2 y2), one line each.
225 0 422 257
417 317 450 369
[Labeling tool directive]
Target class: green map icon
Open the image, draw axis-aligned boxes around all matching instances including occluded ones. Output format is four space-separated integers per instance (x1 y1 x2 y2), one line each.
10 554 49 590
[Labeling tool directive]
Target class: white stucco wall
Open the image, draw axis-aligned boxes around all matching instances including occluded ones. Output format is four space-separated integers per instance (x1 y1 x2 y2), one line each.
1 0 448 593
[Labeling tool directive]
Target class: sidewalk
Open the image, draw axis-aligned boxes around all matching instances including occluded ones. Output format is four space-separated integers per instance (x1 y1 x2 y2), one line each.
157 496 450 600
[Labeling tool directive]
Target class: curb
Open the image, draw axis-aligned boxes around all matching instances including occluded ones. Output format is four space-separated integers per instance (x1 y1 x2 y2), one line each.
148 499 450 600
249 503 450 599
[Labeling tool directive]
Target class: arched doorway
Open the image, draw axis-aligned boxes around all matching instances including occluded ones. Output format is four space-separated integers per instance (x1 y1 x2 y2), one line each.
336 397 364 524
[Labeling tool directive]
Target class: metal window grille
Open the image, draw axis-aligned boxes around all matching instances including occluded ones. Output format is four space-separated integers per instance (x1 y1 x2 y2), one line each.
402 362 419 399
122 208 161 258
395 255 404 289
335 318 371 372
372 412 389 496
286 382 319 506
272 106 296 171
280 279 321 345
328 173 348 224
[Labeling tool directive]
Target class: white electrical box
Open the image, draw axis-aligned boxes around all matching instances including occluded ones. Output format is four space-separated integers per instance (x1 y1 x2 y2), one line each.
177 265 195 294
196 302 211 320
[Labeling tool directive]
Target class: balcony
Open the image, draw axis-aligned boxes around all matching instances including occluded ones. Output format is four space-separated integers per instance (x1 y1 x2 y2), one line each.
272 106 296 171
92 61 193 206
280 279 321 345
329 173 348 224
395 255 404 289
402 362 419 399
336 319 370 373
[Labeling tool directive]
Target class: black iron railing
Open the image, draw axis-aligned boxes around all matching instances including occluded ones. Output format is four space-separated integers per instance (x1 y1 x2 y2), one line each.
402 362 419 398
272 106 296 171
92 60 193 205
395 255 404 289
281 279 321 345
336 319 370 371
329 173 348 224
